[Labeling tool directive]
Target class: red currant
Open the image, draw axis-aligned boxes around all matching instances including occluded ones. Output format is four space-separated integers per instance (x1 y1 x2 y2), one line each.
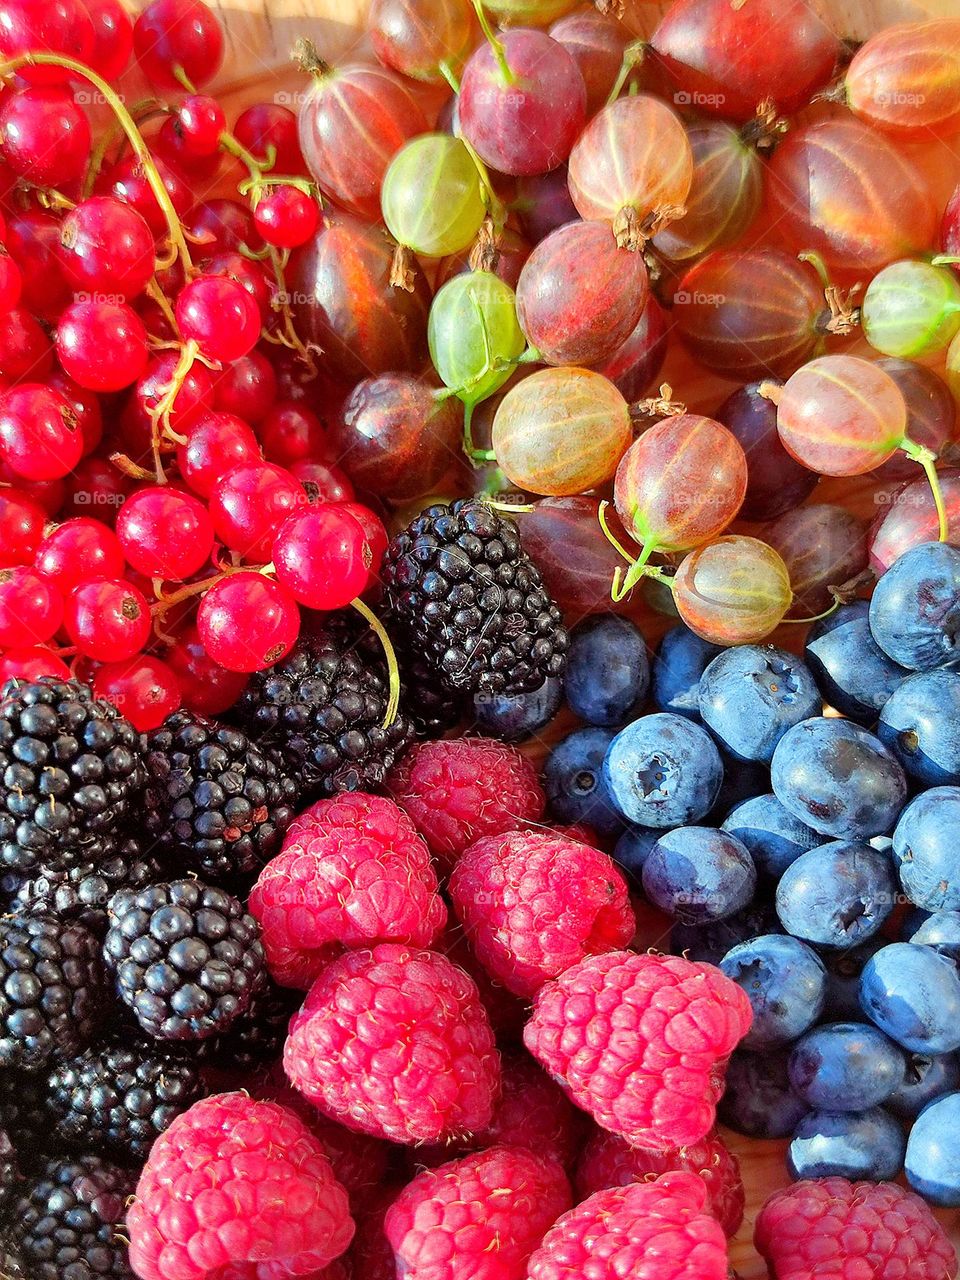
132 0 223 90
272 504 371 610
234 102 304 174
0 86 91 186
212 349 277 423
132 353 216 436
0 461 64 515
0 250 21 311
58 196 155 300
260 400 329 467
116 485 214 580
35 517 125 593
176 94 225 155
199 251 271 319
0 645 70 681
47 368 103 455
6 208 72 321
176 411 261 498
197 570 300 672
92 653 182 730
253 185 319 249
102 152 192 237
0 308 51 381
64 577 151 660
0 566 62 647
175 275 262 363
0 488 45 566
0 383 82 480
187 199 258 256
80 0 132 79
340 501 388 577
0 0 95 84
291 458 355 504
60 456 132 524
208 460 303 561
165 619 248 712
56 300 149 392
154 114 221 183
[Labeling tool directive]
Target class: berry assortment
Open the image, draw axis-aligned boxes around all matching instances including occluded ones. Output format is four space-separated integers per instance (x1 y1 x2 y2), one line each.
0 0 959 1275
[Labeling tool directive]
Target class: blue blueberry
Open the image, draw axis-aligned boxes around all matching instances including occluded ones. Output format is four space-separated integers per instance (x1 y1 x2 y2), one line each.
859 943 960 1054
719 1048 810 1138
787 1107 905 1181
722 793 821 880
602 712 723 827
641 826 756 924
900 906 933 938
775 841 898 949
893 787 960 912
787 1022 905 1111
720 934 827 1050
905 1092 960 1205
671 901 782 967
543 727 624 836
878 670 960 785
651 624 721 719
564 616 650 727
611 825 661 882
473 675 563 743
770 717 907 839
819 937 886 1020
869 541 960 671
804 601 907 725
905 910 960 961
887 1052 960 1120
698 644 822 763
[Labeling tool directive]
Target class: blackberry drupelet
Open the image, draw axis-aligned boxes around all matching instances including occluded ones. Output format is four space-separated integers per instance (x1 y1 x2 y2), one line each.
0 679 146 875
104 879 266 1042
392 637 468 735
47 1038 206 1161
143 711 299 881
5 1155 134 1278
0 914 107 1072
382 498 568 697
193 978 300 1072
236 615 416 799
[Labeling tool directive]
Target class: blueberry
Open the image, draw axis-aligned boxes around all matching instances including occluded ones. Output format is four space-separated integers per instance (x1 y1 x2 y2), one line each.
722 792 821 880
720 934 826 1050
906 910 960 961
859 942 960 1054
905 1092 960 1205
473 676 564 743
708 750 769 822
651 625 721 719
611 825 661 882
718 1047 810 1138
543 727 624 836
770 717 907 839
819 937 886 1020
878 670 960 785
892 786 960 911
900 906 933 938
787 1022 905 1111
804 601 908 725
564 616 650 727
787 1107 905 1181
775 842 898 949
641 826 756 924
869 541 960 671
698 644 821 763
602 712 723 827
887 1052 960 1120
671 901 782 967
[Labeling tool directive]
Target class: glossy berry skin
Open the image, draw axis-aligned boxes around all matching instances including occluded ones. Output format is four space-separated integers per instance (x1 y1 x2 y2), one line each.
64 578 151 661
197 572 300 673
765 503 869 618
869 542 960 671
0 86 90 186
544 727 626 837
906 1092 960 1206
564 615 649 727
176 276 261 363
35 518 125 595
0 250 21 312
720 934 826 1051
0 646 70 681
0 384 83 481
887 1050 960 1121
698 645 821 764
642 827 756 924
209 460 303 561
860 942 960 1054
788 1022 905 1113
788 1108 906 1182
0 307 52 382
594 296 668 404
722 793 820 881
253 184 319 249
776 841 898 948
846 19 960 137
57 197 154 300
213 350 277 424
368 0 474 82
603 712 723 828
651 624 721 719
0 567 62 648
82 0 133 78
259 400 331 470
56 300 148 393
176 411 262 498
91 655 182 732
869 474 960 576
116 486 215 581
670 532 788 651
272 505 372 610
805 601 907 725
0 0 94 80
132 0 223 89
0 488 45 566
234 102 303 174
873 359 956 483
878 671 960 786
176 93 224 155
892 787 960 912
165 622 249 715
132 353 215 439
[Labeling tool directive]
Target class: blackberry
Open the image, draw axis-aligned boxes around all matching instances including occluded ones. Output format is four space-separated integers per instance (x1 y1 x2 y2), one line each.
392 637 468 735
104 879 266 1042
0 678 146 875
194 978 300 1072
5 1155 134 1278
235 615 416 799
0 1128 18 1218
143 710 299 882
47 1038 206 1162
0 1073 53 1170
382 498 568 698
0 914 107 1072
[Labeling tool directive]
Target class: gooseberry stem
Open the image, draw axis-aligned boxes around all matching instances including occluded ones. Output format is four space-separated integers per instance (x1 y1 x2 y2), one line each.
349 597 400 728
470 0 515 85
606 40 646 106
781 599 841 625
438 60 461 94
901 437 949 542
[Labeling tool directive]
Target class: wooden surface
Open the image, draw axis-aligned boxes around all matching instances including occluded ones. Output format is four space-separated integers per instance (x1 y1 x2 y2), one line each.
129 0 960 1272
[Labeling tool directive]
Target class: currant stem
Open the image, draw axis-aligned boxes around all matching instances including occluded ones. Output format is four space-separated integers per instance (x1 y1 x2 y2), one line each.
349 597 401 729
150 338 201 482
267 246 318 374
901 437 950 542
151 563 260 618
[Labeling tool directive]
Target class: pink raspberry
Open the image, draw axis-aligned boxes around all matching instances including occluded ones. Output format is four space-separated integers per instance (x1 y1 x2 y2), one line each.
754 1178 958 1280
526 1172 728 1280
127 1092 354 1280
283 943 500 1145
574 1126 745 1238
249 792 446 988
523 950 753 1149
384 1145 572 1280
387 738 545 869
449 830 635 997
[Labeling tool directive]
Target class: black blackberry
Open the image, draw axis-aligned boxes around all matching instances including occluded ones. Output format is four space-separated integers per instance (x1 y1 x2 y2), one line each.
0 1128 18 1219
143 711 299 881
0 678 146 874
47 1038 206 1161
391 636 468 735
193 978 300 1072
235 615 416 799
5 1155 134 1278
381 498 568 698
0 914 107 1072
0 1072 53 1170
104 879 266 1041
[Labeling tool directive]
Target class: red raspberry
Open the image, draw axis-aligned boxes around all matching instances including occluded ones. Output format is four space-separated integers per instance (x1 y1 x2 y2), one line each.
283 944 500 1145
526 1172 728 1280
127 1092 354 1280
754 1178 958 1280
523 951 753 1149
249 792 446 988
384 1145 572 1280
574 1126 745 1238
387 738 545 870
449 830 635 997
